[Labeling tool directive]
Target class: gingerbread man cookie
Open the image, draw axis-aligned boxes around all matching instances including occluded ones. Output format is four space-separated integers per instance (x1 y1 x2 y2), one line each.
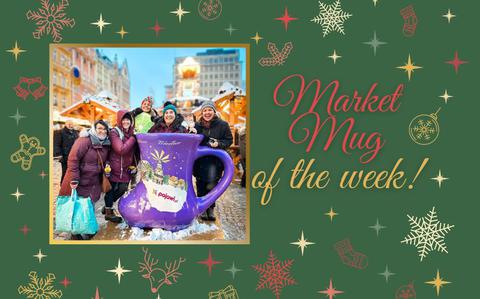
10 134 46 171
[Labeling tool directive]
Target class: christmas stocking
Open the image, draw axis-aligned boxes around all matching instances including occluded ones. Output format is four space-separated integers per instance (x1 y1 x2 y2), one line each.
334 239 368 269
400 5 417 37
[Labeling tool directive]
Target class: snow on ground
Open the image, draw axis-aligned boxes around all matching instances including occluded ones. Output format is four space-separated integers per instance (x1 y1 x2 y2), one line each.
118 220 218 240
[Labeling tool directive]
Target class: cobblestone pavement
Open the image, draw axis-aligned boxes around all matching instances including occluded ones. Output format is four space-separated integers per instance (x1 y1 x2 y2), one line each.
52 161 247 241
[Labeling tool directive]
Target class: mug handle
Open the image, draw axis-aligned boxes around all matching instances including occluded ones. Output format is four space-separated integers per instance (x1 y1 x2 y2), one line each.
194 146 234 213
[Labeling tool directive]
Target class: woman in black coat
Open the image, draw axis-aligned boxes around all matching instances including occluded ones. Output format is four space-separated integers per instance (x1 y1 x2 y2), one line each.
193 100 233 221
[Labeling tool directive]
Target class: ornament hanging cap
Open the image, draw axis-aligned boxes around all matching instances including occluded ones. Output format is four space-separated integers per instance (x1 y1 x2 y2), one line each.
431 107 442 120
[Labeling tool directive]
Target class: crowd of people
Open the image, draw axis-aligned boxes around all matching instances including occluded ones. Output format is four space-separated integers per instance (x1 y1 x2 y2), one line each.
54 96 243 240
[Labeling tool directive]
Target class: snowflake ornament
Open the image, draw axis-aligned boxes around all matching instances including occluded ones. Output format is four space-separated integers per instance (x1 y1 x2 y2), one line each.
18 271 63 299
311 0 352 37
252 250 297 299
408 109 441 145
26 0 75 43
401 207 455 261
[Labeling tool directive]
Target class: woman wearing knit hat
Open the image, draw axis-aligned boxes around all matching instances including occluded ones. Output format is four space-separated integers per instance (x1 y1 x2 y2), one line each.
193 100 233 221
148 101 191 133
130 96 159 134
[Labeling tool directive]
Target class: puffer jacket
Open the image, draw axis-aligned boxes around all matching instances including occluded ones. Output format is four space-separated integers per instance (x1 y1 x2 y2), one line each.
108 110 137 183
58 129 111 202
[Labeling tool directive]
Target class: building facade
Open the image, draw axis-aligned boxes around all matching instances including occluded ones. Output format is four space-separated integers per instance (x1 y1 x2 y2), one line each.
51 46 73 111
71 48 97 108
51 47 131 113
95 51 130 109
173 49 243 100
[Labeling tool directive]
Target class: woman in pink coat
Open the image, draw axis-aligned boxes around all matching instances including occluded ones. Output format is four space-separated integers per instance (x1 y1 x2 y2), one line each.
102 110 137 223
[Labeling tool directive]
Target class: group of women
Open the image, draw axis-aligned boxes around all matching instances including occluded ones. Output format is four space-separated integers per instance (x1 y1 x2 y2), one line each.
57 96 233 240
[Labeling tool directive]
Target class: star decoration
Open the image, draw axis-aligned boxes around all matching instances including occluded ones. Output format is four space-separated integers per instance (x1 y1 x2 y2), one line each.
431 170 449 188
225 24 238 36
225 261 243 279
426 270 451 296
252 250 296 299
116 26 128 39
325 207 338 222
107 259 131 284
396 54 422 81
401 206 455 261
379 265 395 282
363 31 387 56
93 287 101 299
6 41 26 62
443 9 456 23
251 32 263 45
11 187 25 202
171 2 190 23
446 51 467 74
91 14 110 34
369 218 387 236
197 249 222 276
60 276 72 288
275 7 298 31
439 90 453 104
10 108 27 126
39 170 48 179
149 19 165 37
311 0 352 37
290 230 315 256
19 224 31 236
318 279 344 299
328 50 341 64
34 249 47 263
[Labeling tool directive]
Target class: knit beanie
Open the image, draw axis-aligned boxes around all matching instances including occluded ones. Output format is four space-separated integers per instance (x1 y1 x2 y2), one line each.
200 100 216 112
163 104 177 116
142 96 154 105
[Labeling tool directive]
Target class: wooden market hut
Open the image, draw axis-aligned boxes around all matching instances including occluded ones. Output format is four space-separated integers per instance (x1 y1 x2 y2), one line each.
60 92 120 127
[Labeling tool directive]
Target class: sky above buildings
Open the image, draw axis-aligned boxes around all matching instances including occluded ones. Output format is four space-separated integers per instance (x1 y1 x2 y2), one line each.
96 47 247 108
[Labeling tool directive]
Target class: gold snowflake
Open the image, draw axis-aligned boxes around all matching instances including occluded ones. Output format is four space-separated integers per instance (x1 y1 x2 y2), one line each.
18 271 63 299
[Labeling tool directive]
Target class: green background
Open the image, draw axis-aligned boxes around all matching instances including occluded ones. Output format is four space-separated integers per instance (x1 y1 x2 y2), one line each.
1 0 478 298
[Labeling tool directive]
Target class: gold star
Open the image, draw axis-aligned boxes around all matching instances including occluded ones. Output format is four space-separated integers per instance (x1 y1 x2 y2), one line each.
325 207 338 222
107 259 131 284
91 14 111 34
439 90 453 104
116 26 128 39
251 32 263 45
290 230 315 256
171 2 190 23
6 41 26 62
33 249 47 263
425 270 451 296
431 170 449 188
328 50 341 64
11 187 24 202
396 54 422 80
443 9 456 23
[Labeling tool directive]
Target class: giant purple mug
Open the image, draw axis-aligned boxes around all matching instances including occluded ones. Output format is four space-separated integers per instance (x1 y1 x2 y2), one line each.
118 133 234 231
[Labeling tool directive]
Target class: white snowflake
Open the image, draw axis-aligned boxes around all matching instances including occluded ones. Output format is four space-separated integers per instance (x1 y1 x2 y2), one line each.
311 0 352 37
401 207 454 261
